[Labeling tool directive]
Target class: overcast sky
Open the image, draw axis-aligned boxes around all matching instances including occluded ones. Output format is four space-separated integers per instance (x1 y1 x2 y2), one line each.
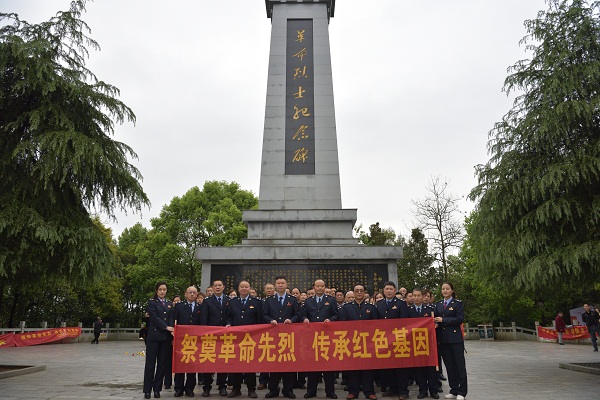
4 0 549 241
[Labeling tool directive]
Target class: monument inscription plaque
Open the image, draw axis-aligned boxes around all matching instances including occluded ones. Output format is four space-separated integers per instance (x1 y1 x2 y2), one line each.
286 19 315 175
213 264 387 293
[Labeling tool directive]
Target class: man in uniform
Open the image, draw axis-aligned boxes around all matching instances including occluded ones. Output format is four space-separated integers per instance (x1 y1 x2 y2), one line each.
263 276 302 399
257 283 276 390
200 280 230 397
339 284 379 400
375 281 409 400
170 286 203 397
582 303 600 351
408 288 439 400
302 279 338 399
225 281 262 398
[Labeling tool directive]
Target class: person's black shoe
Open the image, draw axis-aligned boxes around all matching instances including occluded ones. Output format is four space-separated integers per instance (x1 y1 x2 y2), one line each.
439 374 447 381
430 393 439 400
340 381 346 386
202 391 210 397
417 394 427 399
165 386 172 389
258 384 268 390
265 392 279 398
186 391 195 397
437 387 443 393
381 391 398 397
326 394 338 399
219 388 228 396
145 394 151 399
248 391 258 398
343 387 349 392
594 348 598 352
283 392 296 399
304 394 316 399
175 392 185 398
227 390 242 398
154 392 161 398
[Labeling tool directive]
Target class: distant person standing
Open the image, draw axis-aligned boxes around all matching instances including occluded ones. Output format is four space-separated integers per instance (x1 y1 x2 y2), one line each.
143 281 174 399
582 304 600 352
555 311 566 345
91 317 102 344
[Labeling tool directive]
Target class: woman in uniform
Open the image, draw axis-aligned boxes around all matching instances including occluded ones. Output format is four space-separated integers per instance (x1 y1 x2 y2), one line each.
433 282 467 400
143 281 174 399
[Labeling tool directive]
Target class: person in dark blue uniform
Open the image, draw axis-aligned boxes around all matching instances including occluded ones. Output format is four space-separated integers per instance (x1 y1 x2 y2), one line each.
339 284 379 400
143 281 175 399
301 279 339 399
200 280 230 397
375 281 409 399
408 288 439 400
433 282 466 400
225 281 262 399
170 286 203 397
263 276 302 399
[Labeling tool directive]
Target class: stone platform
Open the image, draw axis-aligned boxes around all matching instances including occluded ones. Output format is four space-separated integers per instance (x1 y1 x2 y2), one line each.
0 340 598 399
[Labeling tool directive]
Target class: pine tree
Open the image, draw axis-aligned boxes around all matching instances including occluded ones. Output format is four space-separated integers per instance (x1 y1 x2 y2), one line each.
0 0 148 288
469 0 600 289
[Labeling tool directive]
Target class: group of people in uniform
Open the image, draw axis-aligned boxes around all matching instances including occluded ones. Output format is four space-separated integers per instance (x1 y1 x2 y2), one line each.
143 278 468 400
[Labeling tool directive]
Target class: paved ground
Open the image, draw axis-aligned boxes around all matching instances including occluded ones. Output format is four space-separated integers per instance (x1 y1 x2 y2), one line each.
0 340 599 400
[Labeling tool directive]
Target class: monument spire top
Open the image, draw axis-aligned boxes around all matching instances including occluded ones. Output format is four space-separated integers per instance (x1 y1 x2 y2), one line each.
265 0 335 19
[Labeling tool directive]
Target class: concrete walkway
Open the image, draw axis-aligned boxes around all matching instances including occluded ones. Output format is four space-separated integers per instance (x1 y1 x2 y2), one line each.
0 340 598 400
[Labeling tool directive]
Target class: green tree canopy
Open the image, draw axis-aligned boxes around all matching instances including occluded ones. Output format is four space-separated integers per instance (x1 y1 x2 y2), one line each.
356 222 398 246
397 228 439 291
0 0 148 290
469 0 600 291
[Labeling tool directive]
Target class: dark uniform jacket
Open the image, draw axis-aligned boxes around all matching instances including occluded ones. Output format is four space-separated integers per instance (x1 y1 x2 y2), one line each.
302 294 339 322
408 304 435 318
146 297 173 341
376 297 409 319
434 298 464 344
263 293 301 324
226 296 263 326
170 301 203 326
200 294 230 326
93 320 102 334
339 300 379 321
582 309 600 327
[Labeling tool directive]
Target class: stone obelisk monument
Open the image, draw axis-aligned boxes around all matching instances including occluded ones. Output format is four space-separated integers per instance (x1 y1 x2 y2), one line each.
198 0 402 293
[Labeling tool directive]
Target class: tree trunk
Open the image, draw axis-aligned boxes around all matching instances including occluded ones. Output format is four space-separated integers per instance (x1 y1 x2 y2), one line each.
8 291 20 328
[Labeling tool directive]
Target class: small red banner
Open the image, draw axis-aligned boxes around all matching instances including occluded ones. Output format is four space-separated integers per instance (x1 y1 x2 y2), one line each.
173 318 438 373
12 327 82 347
537 325 590 340
0 333 16 348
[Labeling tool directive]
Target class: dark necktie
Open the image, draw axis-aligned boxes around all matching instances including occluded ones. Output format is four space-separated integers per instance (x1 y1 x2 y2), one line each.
387 300 391 306
417 306 421 313
280 296 284 306
317 297 321 304
218 297 222 306
189 302 194 313
444 301 449 309
242 298 246 306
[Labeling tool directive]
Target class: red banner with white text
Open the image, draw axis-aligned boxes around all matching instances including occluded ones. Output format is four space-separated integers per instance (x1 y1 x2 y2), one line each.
537 325 590 340
173 318 438 373
12 328 82 347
